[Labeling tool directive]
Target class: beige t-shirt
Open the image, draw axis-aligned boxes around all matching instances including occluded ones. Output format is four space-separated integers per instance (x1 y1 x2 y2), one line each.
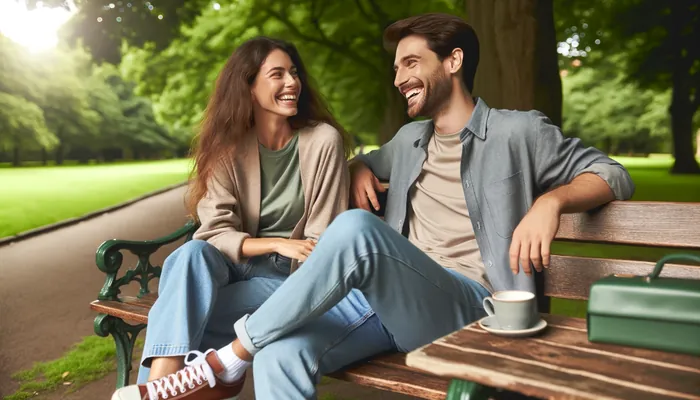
408 131 492 293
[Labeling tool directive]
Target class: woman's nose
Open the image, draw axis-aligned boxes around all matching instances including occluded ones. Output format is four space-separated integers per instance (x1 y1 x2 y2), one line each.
284 73 298 88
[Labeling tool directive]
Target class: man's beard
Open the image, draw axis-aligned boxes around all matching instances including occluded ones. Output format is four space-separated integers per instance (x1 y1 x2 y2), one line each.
413 68 452 118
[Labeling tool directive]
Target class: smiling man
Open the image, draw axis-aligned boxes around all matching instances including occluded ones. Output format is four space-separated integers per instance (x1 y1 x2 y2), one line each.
111 13 635 400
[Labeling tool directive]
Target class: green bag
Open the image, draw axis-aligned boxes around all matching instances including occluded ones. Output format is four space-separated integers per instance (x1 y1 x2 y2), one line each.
587 253 700 356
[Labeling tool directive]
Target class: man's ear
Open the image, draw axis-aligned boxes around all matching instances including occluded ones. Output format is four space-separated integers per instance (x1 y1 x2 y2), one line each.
447 48 463 75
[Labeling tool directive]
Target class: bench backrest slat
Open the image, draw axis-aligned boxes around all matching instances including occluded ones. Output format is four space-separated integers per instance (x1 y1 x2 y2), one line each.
544 255 700 300
556 201 700 248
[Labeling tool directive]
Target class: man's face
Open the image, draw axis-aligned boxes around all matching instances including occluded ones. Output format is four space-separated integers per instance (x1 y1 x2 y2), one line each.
393 35 452 118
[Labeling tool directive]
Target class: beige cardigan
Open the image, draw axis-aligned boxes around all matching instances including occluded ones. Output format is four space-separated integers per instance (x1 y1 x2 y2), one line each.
193 122 349 272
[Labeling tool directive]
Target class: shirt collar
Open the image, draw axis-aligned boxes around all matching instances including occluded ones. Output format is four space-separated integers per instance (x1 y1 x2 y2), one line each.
414 97 490 148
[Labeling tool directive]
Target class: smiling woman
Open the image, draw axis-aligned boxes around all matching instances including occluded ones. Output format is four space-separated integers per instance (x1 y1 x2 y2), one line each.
0 1 74 52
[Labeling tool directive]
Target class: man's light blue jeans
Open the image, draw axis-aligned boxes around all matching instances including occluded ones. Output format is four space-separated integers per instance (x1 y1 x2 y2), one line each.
139 209 489 399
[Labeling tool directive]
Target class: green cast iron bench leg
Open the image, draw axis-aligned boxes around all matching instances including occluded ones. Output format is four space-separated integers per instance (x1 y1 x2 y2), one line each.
95 314 147 389
92 221 198 389
447 379 494 400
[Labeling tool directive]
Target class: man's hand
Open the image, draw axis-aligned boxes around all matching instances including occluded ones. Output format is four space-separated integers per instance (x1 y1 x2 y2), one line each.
509 173 616 275
509 196 561 276
274 239 316 262
350 162 386 211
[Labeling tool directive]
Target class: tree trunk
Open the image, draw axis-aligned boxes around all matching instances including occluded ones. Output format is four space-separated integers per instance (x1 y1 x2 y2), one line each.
603 137 613 154
466 0 562 126
668 0 700 174
669 85 700 174
12 145 20 167
55 143 64 165
379 86 409 145
41 148 48 165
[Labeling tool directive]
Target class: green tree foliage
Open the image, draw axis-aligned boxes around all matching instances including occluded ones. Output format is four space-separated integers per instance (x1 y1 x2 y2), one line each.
31 0 210 63
556 0 700 173
0 35 58 165
0 92 57 166
0 32 171 165
562 65 673 155
120 0 461 146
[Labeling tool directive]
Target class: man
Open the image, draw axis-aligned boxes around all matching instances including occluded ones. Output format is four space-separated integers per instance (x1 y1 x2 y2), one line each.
113 13 634 400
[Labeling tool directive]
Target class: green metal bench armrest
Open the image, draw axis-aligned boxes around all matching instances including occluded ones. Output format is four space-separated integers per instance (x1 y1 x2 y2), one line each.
95 220 199 301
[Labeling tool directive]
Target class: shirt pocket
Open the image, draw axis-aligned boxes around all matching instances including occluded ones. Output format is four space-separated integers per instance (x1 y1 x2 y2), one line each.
484 171 527 239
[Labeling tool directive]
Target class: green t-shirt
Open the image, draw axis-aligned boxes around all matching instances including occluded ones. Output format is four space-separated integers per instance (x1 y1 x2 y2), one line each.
257 134 305 238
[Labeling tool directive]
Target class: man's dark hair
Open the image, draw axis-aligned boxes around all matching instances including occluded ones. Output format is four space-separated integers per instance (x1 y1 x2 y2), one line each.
383 13 479 92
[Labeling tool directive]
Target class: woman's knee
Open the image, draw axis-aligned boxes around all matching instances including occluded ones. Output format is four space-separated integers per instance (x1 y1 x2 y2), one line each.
162 239 223 277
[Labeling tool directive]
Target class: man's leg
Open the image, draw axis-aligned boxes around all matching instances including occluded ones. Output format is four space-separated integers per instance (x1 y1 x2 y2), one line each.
253 291 395 400
237 209 489 356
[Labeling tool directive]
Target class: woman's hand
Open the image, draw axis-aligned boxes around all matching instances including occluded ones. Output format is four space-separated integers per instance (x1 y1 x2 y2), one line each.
274 238 317 261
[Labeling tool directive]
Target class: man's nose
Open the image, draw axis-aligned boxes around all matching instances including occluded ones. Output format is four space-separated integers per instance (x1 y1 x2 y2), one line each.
394 68 407 89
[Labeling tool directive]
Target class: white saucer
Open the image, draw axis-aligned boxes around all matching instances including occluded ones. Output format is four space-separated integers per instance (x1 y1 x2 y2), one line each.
478 315 547 338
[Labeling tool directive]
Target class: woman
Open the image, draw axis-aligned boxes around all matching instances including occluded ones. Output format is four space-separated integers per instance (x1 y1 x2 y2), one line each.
114 36 352 400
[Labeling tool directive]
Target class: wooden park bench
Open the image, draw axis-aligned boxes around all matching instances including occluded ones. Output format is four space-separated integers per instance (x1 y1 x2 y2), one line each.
90 200 700 399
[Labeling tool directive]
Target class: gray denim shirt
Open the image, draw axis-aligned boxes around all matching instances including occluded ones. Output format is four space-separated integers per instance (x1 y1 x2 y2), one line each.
355 98 635 293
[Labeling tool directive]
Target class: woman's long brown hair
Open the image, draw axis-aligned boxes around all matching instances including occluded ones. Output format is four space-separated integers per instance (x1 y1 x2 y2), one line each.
186 36 353 221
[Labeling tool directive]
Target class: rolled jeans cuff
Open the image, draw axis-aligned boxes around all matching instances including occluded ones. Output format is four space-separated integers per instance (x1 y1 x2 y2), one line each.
233 314 260 356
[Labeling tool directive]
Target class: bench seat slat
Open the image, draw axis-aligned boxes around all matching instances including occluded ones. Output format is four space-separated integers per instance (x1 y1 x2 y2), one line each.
91 298 451 398
329 361 449 400
91 299 149 324
545 255 700 300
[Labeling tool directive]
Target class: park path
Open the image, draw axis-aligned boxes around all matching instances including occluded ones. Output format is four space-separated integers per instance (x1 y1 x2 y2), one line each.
0 185 413 399
0 185 191 397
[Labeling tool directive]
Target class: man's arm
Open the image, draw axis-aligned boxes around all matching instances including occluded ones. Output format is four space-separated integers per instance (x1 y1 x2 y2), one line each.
532 112 635 201
509 173 615 275
348 134 400 211
509 113 635 275
350 135 398 182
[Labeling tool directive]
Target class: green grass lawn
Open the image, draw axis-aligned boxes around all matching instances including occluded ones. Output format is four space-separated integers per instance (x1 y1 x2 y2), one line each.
0 159 192 238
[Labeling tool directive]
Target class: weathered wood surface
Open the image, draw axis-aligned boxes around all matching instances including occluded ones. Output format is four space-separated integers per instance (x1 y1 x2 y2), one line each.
407 314 700 400
90 295 155 324
556 201 700 248
545 255 700 300
330 353 449 400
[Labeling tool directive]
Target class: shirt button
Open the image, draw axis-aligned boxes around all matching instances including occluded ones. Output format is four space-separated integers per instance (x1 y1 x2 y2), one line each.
477 221 481 230
488 260 493 267
465 180 470 188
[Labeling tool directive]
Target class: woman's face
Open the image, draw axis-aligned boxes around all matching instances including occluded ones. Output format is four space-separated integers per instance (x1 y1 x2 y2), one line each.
251 49 302 118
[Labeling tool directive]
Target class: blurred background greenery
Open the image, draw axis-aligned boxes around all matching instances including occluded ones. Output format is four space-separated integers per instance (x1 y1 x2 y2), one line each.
2 0 699 170
2 0 700 239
